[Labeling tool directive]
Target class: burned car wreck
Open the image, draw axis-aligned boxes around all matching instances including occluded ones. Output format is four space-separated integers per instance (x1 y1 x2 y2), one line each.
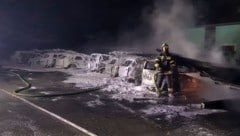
11 49 89 69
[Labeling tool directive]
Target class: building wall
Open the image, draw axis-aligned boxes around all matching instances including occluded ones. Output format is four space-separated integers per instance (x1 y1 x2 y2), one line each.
184 27 205 47
185 23 240 57
215 24 240 53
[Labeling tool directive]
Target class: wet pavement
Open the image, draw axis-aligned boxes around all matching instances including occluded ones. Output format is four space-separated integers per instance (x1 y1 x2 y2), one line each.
0 68 240 136
0 85 86 135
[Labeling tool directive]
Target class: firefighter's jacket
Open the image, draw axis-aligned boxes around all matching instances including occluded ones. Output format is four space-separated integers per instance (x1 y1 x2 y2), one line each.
154 53 176 74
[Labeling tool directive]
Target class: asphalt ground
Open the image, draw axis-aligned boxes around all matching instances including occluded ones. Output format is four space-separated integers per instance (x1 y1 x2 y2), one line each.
1 67 240 136
0 71 87 136
0 68 166 136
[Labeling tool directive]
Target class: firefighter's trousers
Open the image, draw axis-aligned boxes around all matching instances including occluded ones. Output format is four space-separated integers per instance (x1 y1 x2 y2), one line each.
156 72 173 94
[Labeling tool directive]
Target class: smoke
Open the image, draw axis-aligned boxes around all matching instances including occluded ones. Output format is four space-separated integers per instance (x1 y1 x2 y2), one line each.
113 0 201 57
113 0 227 64
208 46 227 64
149 0 201 58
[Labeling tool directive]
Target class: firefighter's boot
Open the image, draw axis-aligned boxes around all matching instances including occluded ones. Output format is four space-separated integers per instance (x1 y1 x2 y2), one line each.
168 88 174 98
156 89 161 97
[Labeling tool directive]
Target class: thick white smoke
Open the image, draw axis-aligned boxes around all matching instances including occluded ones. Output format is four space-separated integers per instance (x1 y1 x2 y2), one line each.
149 0 201 58
208 46 227 65
114 0 227 64
113 0 201 57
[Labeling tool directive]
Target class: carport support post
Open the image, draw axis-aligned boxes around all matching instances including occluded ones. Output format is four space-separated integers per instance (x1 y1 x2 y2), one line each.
204 25 216 49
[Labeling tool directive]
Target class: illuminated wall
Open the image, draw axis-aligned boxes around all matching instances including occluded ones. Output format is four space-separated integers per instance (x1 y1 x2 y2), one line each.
216 24 240 52
184 27 205 47
185 23 240 53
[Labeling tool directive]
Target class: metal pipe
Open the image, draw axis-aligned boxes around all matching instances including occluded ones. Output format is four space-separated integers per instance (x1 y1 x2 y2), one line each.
190 99 240 112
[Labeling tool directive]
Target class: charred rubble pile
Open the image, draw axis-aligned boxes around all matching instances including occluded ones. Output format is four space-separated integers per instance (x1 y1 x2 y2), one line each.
11 49 89 69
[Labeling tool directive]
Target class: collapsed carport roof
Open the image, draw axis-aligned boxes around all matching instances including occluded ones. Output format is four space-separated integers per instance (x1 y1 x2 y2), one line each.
174 55 240 86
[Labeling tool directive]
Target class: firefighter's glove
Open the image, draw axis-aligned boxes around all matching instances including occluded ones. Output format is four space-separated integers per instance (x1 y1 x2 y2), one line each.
166 71 172 75
154 63 160 68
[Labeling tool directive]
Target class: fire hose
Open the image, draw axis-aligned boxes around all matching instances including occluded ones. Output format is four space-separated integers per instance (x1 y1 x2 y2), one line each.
11 72 105 97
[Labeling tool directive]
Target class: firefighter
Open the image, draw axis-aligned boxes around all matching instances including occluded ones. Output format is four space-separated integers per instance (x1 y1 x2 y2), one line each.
154 43 177 97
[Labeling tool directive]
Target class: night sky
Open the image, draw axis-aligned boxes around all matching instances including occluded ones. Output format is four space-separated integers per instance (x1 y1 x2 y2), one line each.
193 0 240 25
0 0 240 57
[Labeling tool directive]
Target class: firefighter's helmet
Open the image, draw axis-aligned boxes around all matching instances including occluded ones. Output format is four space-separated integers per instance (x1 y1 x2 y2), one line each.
161 43 169 53
161 43 169 49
